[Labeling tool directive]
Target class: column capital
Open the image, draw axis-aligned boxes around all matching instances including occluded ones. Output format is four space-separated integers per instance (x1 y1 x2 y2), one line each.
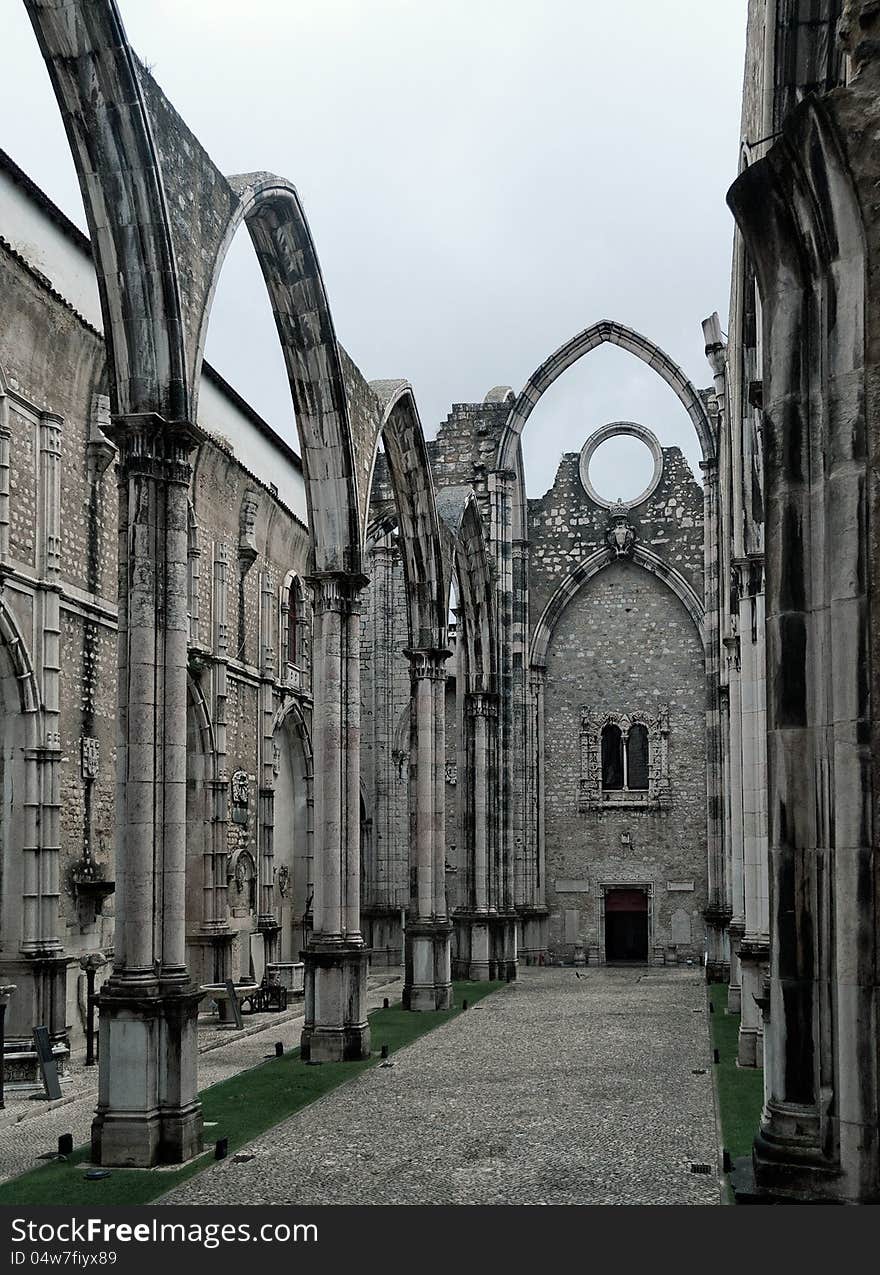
405 647 451 681
306 570 369 615
466 690 498 718
107 414 203 484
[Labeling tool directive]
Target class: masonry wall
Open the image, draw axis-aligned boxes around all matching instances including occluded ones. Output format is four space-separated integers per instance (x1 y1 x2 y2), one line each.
529 440 707 963
542 560 707 961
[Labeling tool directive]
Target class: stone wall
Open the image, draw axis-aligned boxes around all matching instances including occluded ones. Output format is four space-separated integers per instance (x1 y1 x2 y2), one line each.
542 560 707 962
529 437 707 964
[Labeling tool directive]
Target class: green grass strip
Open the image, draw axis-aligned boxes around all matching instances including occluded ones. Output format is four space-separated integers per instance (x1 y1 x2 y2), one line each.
0 980 502 1206
709 984 764 1164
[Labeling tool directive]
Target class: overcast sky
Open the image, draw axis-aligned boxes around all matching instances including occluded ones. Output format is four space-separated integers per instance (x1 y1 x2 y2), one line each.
2 1 746 499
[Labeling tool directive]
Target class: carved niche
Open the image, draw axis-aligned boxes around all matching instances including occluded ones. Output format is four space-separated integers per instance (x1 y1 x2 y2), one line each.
578 706 671 811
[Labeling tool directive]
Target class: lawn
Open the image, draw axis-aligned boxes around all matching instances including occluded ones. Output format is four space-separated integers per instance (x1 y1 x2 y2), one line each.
0 980 503 1206
709 983 764 1165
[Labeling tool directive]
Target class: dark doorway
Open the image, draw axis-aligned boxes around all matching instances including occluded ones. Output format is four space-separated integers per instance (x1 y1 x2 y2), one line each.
604 888 648 962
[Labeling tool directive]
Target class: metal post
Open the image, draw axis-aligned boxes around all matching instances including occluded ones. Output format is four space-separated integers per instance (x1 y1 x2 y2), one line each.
85 968 96 1067
78 955 105 1068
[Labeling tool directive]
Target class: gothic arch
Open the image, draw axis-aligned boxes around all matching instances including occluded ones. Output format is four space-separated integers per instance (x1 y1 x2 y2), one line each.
198 172 361 576
455 496 497 694
530 545 705 670
272 697 314 962
496 319 716 474
0 599 41 727
24 0 189 421
370 380 447 651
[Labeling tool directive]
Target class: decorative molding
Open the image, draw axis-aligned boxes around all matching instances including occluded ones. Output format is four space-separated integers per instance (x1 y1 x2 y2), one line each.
579 705 671 811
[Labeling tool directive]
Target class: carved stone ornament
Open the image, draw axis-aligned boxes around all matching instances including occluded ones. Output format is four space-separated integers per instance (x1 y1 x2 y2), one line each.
80 736 99 781
579 706 671 811
445 762 458 786
231 769 250 824
276 864 290 898
606 503 636 557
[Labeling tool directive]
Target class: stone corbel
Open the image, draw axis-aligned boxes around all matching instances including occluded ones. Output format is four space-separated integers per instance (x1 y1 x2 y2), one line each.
239 489 260 572
86 395 116 482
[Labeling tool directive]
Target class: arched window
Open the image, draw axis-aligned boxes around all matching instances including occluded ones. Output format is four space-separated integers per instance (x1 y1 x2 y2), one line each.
287 578 298 666
581 708 671 811
626 723 649 790
601 723 624 789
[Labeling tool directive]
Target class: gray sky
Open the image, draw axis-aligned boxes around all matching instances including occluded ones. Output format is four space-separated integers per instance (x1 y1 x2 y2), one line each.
2 0 746 499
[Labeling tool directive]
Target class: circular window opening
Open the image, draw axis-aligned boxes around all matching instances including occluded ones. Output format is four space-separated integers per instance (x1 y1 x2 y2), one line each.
588 436 655 504
579 425 664 509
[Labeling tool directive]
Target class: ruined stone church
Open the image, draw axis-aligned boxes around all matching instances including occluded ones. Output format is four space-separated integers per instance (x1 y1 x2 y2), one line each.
1 0 879 1204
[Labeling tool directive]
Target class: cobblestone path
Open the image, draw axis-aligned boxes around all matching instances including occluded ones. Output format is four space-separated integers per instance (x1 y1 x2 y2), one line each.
165 966 721 1206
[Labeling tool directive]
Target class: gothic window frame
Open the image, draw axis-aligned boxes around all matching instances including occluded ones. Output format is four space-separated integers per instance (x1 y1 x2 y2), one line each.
579 706 671 811
279 571 310 690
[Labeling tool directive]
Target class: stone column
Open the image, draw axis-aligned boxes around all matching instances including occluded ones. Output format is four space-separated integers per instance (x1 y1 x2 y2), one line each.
461 691 496 980
737 561 769 1068
92 416 203 1168
257 571 280 962
200 544 232 982
403 649 452 1011
300 573 370 1062
20 411 66 1056
723 626 745 1015
700 456 730 979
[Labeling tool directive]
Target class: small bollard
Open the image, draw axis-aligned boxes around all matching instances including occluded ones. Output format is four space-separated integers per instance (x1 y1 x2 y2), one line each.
382 997 389 1009
57 1133 73 1157
215 1137 228 1160
713 1048 720 1064
380 1044 389 1059
275 1042 284 1057
709 1001 715 1013
462 999 468 1011
722 1148 732 1173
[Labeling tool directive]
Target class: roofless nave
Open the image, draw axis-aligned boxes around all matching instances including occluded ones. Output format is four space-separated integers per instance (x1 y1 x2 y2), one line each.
0 0 878 1205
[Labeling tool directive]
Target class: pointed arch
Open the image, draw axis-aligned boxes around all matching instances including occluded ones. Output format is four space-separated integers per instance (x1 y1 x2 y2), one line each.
370 380 447 651
455 495 497 694
195 171 361 575
0 599 42 730
497 319 716 473
24 0 189 421
530 545 704 670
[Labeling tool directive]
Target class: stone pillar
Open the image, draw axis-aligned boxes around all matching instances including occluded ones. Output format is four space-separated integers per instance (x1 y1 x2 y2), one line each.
700 456 730 979
92 416 203 1168
737 561 769 1068
403 649 452 1011
488 471 519 982
460 691 496 980
257 572 279 962
200 544 232 982
723 626 745 1015
520 666 548 962
300 573 370 1063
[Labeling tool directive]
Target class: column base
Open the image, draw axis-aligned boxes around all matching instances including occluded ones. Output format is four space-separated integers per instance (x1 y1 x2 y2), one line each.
452 913 491 980
91 980 203 1168
300 941 371 1062
403 921 453 1012
738 937 769 1069
361 906 404 967
517 906 549 965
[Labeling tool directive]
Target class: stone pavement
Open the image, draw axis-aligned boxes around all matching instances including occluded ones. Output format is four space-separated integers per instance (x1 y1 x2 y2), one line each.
164 966 722 1206
0 972 402 1186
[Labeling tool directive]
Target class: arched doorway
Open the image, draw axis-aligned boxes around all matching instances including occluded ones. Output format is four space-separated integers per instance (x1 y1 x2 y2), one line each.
272 706 313 963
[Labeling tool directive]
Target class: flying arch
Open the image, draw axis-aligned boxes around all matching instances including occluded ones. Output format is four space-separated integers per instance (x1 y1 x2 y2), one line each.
370 380 447 651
